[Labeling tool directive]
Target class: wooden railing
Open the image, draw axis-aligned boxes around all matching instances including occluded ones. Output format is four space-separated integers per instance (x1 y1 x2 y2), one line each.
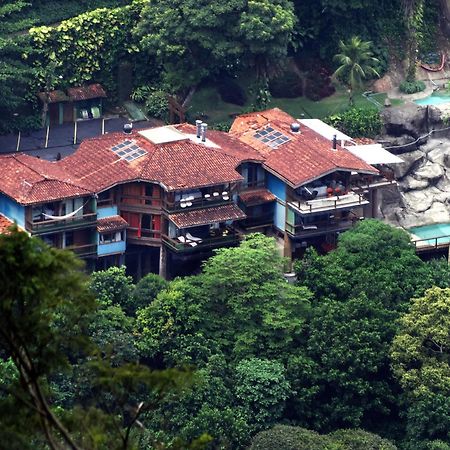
65 243 97 257
291 192 368 214
162 230 240 253
239 212 273 229
286 219 354 236
28 212 97 233
164 195 233 213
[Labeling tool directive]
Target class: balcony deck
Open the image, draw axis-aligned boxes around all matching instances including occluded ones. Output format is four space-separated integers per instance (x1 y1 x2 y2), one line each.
65 243 97 257
289 192 368 215
162 231 240 253
28 213 97 234
286 219 354 237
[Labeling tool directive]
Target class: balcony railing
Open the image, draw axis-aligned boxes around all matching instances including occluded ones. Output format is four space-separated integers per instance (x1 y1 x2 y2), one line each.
165 195 233 213
286 219 354 237
239 212 273 229
28 212 97 234
241 179 266 190
162 230 240 253
127 227 162 246
290 192 368 215
65 243 98 257
119 194 162 211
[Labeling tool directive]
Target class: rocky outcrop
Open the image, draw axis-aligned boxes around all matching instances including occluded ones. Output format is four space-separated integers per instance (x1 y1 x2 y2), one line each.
380 137 450 229
381 104 444 141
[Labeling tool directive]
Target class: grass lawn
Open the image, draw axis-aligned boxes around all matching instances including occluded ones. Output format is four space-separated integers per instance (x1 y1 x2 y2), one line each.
187 84 403 126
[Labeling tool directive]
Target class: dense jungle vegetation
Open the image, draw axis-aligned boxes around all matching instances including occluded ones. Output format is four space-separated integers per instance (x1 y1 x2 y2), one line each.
0 0 442 133
1 221 450 449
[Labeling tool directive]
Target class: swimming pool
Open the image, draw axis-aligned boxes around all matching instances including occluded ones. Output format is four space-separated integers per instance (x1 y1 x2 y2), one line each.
409 223 450 245
414 93 450 106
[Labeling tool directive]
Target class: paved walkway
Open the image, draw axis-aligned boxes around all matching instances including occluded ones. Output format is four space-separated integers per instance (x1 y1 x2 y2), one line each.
0 117 161 161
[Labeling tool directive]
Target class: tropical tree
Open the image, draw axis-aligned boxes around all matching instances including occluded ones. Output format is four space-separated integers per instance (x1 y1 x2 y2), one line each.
0 229 192 449
390 287 450 447
333 36 379 105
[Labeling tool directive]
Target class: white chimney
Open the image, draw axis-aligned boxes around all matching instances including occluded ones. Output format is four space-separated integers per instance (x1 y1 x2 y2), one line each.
195 119 202 138
201 122 208 142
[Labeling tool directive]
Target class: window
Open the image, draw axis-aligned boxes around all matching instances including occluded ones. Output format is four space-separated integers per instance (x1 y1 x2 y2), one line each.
64 231 74 248
100 231 123 244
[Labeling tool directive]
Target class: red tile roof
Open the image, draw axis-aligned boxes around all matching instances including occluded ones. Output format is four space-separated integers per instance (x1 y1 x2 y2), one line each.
60 128 245 192
37 90 70 104
230 108 378 187
0 154 92 205
169 204 246 228
0 214 14 234
97 215 128 233
239 188 276 206
67 83 107 101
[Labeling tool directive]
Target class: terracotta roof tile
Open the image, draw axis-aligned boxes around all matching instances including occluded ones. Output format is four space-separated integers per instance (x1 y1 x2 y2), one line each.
97 215 128 233
230 108 378 187
239 188 276 206
169 204 246 228
0 154 92 204
67 83 107 101
37 90 70 104
0 214 14 234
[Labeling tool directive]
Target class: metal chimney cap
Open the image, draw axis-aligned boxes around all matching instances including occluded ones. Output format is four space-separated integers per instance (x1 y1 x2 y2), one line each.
290 122 300 133
123 123 133 134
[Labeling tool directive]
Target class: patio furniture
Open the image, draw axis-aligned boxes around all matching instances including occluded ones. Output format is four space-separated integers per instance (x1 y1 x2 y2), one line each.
186 232 202 242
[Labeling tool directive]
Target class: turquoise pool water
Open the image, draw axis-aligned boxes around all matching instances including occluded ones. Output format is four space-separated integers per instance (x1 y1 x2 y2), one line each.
409 223 450 245
414 94 450 106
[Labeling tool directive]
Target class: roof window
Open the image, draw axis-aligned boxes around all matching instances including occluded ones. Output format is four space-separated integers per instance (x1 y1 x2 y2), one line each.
253 126 290 148
111 140 147 162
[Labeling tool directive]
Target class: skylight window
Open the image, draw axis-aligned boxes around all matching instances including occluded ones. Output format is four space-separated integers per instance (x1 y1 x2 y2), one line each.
111 140 147 162
254 127 290 148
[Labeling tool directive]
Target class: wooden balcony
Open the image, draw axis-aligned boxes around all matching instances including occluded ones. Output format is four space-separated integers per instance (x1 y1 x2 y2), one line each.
65 243 98 258
289 192 368 215
239 212 273 230
119 194 162 213
162 229 240 253
127 227 161 247
165 195 233 213
27 212 97 234
286 219 354 237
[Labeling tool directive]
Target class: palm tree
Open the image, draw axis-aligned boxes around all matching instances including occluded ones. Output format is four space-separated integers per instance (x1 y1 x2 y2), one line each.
333 36 380 106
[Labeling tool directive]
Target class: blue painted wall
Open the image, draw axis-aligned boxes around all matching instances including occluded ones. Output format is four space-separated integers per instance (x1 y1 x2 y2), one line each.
97 205 118 219
98 240 126 256
267 173 286 201
0 194 25 228
274 202 285 231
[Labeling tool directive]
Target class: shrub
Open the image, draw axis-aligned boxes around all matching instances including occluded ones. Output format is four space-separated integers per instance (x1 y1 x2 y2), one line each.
217 78 247 106
330 429 398 450
269 70 303 98
399 80 426 94
325 107 382 138
145 89 169 122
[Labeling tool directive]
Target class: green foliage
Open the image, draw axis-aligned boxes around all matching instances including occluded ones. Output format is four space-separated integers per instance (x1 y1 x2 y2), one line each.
325 107 382 138
145 89 170 121
399 80 426 94
390 287 450 445
29 1 146 94
90 265 134 310
132 272 169 314
135 0 296 89
250 425 398 450
329 428 398 449
235 358 290 428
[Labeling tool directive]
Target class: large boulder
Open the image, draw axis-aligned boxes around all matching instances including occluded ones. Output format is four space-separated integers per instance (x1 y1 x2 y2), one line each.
414 161 445 181
381 104 427 138
390 149 425 179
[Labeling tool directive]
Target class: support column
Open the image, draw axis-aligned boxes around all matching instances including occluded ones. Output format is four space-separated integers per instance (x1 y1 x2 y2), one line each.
159 245 167 279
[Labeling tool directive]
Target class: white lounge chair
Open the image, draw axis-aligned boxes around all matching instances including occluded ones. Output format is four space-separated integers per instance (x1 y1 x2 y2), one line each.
186 232 202 242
